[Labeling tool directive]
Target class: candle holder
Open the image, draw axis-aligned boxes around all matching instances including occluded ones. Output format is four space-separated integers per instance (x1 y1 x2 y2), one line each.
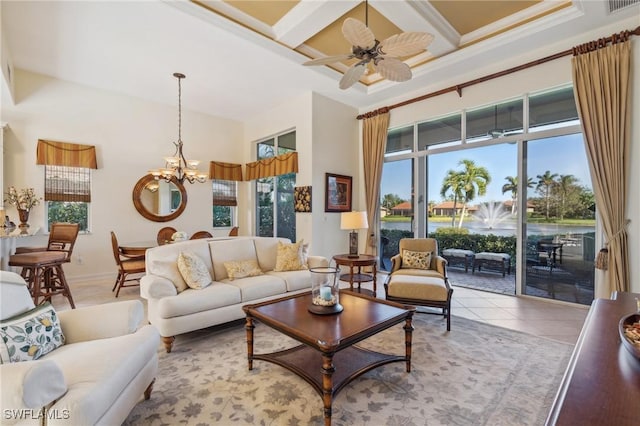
308 267 343 315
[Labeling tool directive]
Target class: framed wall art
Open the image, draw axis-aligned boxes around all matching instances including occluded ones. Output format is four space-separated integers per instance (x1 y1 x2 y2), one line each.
294 186 312 212
325 173 352 212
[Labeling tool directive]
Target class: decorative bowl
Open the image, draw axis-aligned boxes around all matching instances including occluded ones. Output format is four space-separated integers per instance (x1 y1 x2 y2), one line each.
619 313 640 359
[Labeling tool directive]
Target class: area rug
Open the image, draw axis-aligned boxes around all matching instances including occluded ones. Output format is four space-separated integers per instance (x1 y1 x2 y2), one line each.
125 315 572 425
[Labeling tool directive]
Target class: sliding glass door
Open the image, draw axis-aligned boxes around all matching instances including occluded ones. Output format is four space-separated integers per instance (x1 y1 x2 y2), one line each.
523 134 595 303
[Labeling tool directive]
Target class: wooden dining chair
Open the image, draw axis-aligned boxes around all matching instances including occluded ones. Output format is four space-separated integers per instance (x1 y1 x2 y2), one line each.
228 226 239 237
157 226 177 245
190 231 213 240
111 231 146 297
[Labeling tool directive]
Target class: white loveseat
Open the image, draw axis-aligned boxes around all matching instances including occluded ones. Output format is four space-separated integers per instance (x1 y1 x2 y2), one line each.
140 237 328 352
0 271 160 426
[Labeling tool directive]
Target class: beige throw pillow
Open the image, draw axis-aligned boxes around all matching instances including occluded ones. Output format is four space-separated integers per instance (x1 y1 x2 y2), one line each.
177 252 213 290
402 249 432 270
223 259 264 280
273 240 308 272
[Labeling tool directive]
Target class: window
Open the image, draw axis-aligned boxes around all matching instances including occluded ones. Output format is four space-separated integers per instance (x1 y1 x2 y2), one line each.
212 180 237 227
45 165 90 232
255 130 296 241
380 85 594 305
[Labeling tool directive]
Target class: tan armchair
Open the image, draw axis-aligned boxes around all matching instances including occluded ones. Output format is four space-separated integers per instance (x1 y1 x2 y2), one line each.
390 238 448 279
385 238 453 330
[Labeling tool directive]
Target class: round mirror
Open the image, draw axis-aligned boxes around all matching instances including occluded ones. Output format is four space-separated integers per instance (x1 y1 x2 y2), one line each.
132 175 187 222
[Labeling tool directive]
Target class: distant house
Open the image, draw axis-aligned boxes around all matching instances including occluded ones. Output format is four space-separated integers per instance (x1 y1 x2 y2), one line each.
432 201 478 216
503 200 535 213
391 201 413 217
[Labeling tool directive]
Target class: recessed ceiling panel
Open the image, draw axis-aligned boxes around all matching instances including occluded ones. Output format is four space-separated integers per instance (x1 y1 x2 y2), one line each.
222 0 299 27
303 3 403 57
430 0 541 35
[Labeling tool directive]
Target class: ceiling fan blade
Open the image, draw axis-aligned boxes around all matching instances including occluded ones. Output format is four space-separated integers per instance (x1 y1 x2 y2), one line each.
339 63 367 90
374 57 412 82
342 18 375 49
379 32 434 57
303 54 353 66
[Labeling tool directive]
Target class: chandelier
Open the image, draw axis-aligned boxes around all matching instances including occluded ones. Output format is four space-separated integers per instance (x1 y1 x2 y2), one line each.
149 72 207 184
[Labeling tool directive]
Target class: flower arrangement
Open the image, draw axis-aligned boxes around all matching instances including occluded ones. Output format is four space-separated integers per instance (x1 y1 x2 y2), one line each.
4 186 42 211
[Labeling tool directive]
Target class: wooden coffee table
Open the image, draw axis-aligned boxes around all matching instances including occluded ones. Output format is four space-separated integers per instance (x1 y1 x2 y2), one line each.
243 291 415 426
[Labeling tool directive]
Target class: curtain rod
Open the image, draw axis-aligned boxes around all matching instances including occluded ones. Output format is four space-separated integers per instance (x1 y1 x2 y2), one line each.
357 25 640 120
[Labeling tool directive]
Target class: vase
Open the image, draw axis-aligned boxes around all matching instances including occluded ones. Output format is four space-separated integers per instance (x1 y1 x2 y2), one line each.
308 267 343 315
17 209 30 230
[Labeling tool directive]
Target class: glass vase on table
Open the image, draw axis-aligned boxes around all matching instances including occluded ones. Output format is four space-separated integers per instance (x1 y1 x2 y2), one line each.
309 267 343 315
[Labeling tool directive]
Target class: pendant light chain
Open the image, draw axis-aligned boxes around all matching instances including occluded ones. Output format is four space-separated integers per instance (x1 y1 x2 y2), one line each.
177 73 182 143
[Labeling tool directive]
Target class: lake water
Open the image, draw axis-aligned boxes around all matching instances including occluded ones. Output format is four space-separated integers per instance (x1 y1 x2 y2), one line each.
382 220 595 237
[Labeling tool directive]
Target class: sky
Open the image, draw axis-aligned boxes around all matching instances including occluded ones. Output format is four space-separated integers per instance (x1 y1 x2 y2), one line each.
381 133 591 204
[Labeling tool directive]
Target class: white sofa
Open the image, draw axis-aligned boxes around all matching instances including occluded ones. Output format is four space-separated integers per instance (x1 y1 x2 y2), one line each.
0 271 160 426
140 237 328 352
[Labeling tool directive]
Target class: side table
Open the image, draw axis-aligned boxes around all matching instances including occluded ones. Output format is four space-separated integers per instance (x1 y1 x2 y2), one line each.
333 254 377 297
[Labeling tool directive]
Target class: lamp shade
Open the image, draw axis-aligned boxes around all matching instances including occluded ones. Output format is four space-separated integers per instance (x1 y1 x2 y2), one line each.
340 211 368 230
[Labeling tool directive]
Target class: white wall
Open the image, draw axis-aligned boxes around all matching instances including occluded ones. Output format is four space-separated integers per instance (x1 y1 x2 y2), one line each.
311 93 359 258
2 70 243 281
242 92 360 260
360 17 640 293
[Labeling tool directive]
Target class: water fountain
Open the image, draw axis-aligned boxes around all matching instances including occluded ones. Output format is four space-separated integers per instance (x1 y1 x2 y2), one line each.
473 201 513 230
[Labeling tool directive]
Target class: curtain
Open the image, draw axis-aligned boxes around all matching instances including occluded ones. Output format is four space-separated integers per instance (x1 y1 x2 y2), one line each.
36 139 98 169
361 109 390 256
209 161 243 181
571 34 631 295
245 152 298 180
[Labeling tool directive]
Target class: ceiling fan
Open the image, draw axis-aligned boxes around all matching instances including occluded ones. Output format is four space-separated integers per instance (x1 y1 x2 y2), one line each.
303 2 434 90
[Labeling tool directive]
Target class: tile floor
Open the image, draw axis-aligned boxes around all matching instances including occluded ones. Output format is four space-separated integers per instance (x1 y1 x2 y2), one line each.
55 272 589 346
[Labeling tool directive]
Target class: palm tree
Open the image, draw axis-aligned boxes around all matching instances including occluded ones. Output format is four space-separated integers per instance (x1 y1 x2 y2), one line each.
536 170 558 220
440 169 464 226
381 193 403 215
456 159 491 228
556 174 577 220
502 176 534 215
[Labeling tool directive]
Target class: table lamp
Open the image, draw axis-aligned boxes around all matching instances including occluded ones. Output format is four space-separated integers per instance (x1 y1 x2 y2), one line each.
340 211 368 258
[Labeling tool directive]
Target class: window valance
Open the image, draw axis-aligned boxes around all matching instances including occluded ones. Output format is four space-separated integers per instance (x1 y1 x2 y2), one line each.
209 161 243 181
245 152 298 181
36 139 98 169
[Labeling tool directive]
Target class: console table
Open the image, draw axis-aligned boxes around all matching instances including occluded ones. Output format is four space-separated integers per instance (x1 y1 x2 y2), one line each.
546 291 640 425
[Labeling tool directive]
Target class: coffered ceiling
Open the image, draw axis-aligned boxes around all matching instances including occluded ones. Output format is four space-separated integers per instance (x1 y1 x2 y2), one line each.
2 1 639 121
196 0 563 86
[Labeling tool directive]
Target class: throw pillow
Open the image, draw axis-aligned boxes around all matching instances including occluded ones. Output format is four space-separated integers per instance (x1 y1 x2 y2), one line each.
177 252 213 290
401 249 432 270
273 240 308 272
223 259 264 280
0 302 65 363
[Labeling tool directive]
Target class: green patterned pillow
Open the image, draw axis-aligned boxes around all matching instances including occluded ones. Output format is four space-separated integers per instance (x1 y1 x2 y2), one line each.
0 303 65 363
273 240 308 272
401 249 432 270
223 259 264 280
177 252 213 289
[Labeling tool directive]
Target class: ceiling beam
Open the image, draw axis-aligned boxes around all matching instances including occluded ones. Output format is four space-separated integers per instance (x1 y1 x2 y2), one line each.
275 0 359 48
